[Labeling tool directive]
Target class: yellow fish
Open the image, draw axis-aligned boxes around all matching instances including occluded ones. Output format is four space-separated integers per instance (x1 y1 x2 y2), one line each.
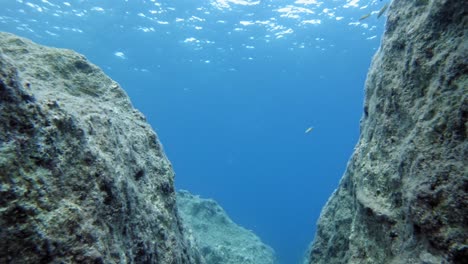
305 127 314 134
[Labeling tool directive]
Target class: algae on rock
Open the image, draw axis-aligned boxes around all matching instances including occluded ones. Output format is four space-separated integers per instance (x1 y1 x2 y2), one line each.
0 32 203 263
308 0 467 263
177 190 277 264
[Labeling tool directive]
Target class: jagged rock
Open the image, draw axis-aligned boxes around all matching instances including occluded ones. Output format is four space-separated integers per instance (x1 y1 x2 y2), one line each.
176 190 277 264
308 0 467 263
0 32 203 263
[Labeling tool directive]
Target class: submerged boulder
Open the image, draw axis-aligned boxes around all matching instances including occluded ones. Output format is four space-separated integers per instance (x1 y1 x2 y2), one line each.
0 32 203 263
309 0 467 263
177 190 277 264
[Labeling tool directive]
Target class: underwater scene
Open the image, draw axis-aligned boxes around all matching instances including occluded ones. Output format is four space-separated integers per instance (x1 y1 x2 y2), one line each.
0 0 390 263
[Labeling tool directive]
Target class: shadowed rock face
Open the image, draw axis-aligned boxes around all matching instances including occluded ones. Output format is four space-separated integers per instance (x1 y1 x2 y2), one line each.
0 32 203 264
309 0 467 263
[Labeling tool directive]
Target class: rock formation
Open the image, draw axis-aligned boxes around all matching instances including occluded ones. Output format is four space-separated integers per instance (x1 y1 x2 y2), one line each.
176 190 277 264
309 0 467 263
0 32 203 263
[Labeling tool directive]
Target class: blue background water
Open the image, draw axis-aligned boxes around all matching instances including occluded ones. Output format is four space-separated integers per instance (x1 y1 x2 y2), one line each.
0 0 386 263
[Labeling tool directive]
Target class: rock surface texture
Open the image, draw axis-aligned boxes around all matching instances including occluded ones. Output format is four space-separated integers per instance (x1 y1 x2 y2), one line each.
309 0 467 263
177 190 277 264
0 32 203 263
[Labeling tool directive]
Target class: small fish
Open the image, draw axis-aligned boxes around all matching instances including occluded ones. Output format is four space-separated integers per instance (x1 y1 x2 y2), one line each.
359 13 371 21
377 3 389 19
305 127 314 134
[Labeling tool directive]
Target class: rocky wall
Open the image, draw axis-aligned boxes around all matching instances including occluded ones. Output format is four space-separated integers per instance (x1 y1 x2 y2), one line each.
309 0 467 263
0 32 203 264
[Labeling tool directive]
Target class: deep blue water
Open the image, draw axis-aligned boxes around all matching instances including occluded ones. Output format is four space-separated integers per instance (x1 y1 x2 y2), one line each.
0 0 386 263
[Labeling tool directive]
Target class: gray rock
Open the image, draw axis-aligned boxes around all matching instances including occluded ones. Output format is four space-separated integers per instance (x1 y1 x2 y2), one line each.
176 190 277 264
0 32 203 263
309 0 467 263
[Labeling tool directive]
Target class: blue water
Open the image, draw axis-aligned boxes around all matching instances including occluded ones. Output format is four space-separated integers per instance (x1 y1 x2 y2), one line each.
0 0 386 263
